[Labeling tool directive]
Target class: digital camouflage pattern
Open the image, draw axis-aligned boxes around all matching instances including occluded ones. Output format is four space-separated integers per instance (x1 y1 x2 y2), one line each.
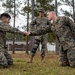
30 17 50 57
30 16 75 67
0 21 24 68
0 22 24 35
38 7 44 13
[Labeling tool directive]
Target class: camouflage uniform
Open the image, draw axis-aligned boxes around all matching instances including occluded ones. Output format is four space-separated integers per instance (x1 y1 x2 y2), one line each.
30 16 75 67
0 21 24 67
30 17 50 58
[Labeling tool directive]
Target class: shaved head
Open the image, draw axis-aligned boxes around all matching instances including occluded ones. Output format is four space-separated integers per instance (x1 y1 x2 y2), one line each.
47 11 56 21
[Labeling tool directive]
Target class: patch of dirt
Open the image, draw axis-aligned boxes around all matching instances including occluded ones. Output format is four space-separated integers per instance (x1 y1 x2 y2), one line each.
11 52 59 60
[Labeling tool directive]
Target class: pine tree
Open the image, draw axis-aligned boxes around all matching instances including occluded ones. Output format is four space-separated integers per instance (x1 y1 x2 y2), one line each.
58 0 73 18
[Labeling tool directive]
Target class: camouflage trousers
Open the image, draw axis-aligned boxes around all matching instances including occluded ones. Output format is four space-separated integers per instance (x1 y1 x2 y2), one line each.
59 45 75 67
31 36 47 57
0 48 13 67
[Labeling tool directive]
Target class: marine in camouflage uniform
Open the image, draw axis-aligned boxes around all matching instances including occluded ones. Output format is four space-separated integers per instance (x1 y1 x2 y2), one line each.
30 11 75 67
0 13 26 68
29 8 50 63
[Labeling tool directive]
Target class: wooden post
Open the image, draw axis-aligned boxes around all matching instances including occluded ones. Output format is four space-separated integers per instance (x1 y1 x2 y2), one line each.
26 0 29 55
12 0 16 54
29 0 35 52
55 0 59 55
73 0 75 22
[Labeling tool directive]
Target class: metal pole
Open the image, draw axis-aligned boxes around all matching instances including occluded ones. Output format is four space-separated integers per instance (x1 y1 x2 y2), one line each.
73 0 75 22
26 0 29 55
55 0 59 55
55 0 57 16
12 0 16 54
29 0 34 51
31 0 34 19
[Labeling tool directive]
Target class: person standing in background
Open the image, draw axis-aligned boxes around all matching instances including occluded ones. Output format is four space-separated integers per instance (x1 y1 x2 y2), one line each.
29 7 50 63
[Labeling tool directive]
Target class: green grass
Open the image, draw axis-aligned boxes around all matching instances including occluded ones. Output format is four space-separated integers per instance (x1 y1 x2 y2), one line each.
0 52 75 75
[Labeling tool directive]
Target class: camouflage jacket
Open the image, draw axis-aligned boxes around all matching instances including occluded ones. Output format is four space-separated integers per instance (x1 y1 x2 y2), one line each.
30 17 50 39
0 21 24 48
30 16 75 50
0 22 24 35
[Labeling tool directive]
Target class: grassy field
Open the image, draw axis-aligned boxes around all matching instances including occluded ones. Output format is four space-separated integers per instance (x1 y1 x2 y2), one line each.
0 52 75 75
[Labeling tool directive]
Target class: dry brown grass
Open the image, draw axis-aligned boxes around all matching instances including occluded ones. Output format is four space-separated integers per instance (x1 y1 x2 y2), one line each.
0 52 75 75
